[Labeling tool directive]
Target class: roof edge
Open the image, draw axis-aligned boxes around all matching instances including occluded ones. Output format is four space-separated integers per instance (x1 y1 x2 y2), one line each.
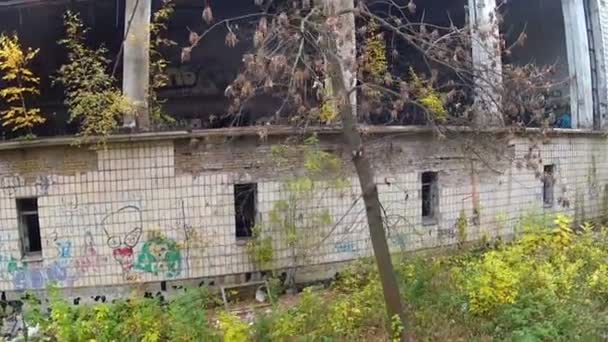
0 125 602 151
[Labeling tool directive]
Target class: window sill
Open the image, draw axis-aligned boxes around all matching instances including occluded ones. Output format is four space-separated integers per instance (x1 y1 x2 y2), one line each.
22 252 43 263
422 218 438 226
235 238 253 246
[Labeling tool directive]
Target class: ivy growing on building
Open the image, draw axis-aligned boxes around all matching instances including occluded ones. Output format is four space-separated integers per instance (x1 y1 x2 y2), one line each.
246 135 349 289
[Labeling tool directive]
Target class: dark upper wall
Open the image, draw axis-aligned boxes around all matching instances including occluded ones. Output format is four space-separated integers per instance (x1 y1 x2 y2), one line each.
0 0 125 137
502 0 570 101
0 0 572 136
158 0 262 124
0 0 272 134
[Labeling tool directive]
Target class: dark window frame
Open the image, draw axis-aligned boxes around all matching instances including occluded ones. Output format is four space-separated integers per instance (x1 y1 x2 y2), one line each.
16 198 42 257
543 165 555 207
234 183 257 239
421 171 439 224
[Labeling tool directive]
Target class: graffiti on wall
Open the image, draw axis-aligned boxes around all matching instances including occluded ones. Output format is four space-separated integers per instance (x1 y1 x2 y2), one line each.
0 196 205 289
334 241 355 254
0 175 53 197
1 175 23 197
74 232 108 274
35 175 53 196
102 206 143 280
101 204 191 280
11 237 76 290
135 235 182 278
161 65 233 96
437 228 456 239
0 254 20 281
331 186 426 254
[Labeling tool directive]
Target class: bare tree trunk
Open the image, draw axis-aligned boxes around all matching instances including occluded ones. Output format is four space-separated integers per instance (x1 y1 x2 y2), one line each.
323 0 407 338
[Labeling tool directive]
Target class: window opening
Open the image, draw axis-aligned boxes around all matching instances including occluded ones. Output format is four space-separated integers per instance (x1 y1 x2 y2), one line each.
543 165 555 207
234 183 257 238
421 172 438 222
17 198 42 256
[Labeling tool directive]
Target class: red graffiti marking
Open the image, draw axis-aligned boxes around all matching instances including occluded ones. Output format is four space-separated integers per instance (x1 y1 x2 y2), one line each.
113 246 135 272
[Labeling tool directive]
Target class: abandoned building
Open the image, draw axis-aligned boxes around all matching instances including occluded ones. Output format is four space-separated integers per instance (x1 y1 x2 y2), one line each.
0 0 606 300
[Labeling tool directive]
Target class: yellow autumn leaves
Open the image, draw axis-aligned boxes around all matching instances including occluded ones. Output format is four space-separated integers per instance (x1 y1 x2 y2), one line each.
0 34 45 132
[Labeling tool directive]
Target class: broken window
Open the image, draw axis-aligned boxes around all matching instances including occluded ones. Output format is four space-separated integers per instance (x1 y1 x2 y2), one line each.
17 198 42 256
160 0 268 128
501 0 575 128
543 165 555 207
363 0 469 126
234 183 257 238
421 172 438 222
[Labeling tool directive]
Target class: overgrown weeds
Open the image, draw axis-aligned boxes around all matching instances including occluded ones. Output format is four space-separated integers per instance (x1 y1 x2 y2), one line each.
22 214 608 341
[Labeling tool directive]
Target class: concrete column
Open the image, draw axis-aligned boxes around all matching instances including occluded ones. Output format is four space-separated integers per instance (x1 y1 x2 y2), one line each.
122 0 151 130
468 0 504 127
562 0 594 128
587 0 608 129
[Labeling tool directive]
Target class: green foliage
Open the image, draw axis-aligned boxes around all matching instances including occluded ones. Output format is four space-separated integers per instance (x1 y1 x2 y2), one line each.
302 135 342 176
0 33 44 133
218 312 251 342
248 136 348 276
517 209 554 233
27 287 219 342
253 266 386 341
55 11 131 142
319 97 337 124
267 276 286 303
266 287 328 340
457 209 468 247
361 21 388 82
409 67 447 122
149 0 176 126
452 214 608 339
21 214 608 341
166 287 219 341
390 314 404 342
246 224 274 269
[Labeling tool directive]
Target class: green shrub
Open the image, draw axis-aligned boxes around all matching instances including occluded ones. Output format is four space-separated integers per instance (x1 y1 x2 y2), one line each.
455 215 608 340
28 287 218 342
21 214 608 341
166 288 219 341
218 311 250 342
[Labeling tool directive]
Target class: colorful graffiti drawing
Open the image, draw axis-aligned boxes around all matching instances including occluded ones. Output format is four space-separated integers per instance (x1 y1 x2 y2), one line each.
102 206 143 279
135 236 182 278
11 238 75 290
109 228 141 278
54 239 72 259
75 232 108 274
0 255 20 280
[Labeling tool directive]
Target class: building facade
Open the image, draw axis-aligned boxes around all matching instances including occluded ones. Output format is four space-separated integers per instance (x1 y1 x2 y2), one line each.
0 128 605 299
0 0 607 300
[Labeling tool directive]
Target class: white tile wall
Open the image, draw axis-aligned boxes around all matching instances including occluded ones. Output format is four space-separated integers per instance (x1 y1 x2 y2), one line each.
0 134 604 291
